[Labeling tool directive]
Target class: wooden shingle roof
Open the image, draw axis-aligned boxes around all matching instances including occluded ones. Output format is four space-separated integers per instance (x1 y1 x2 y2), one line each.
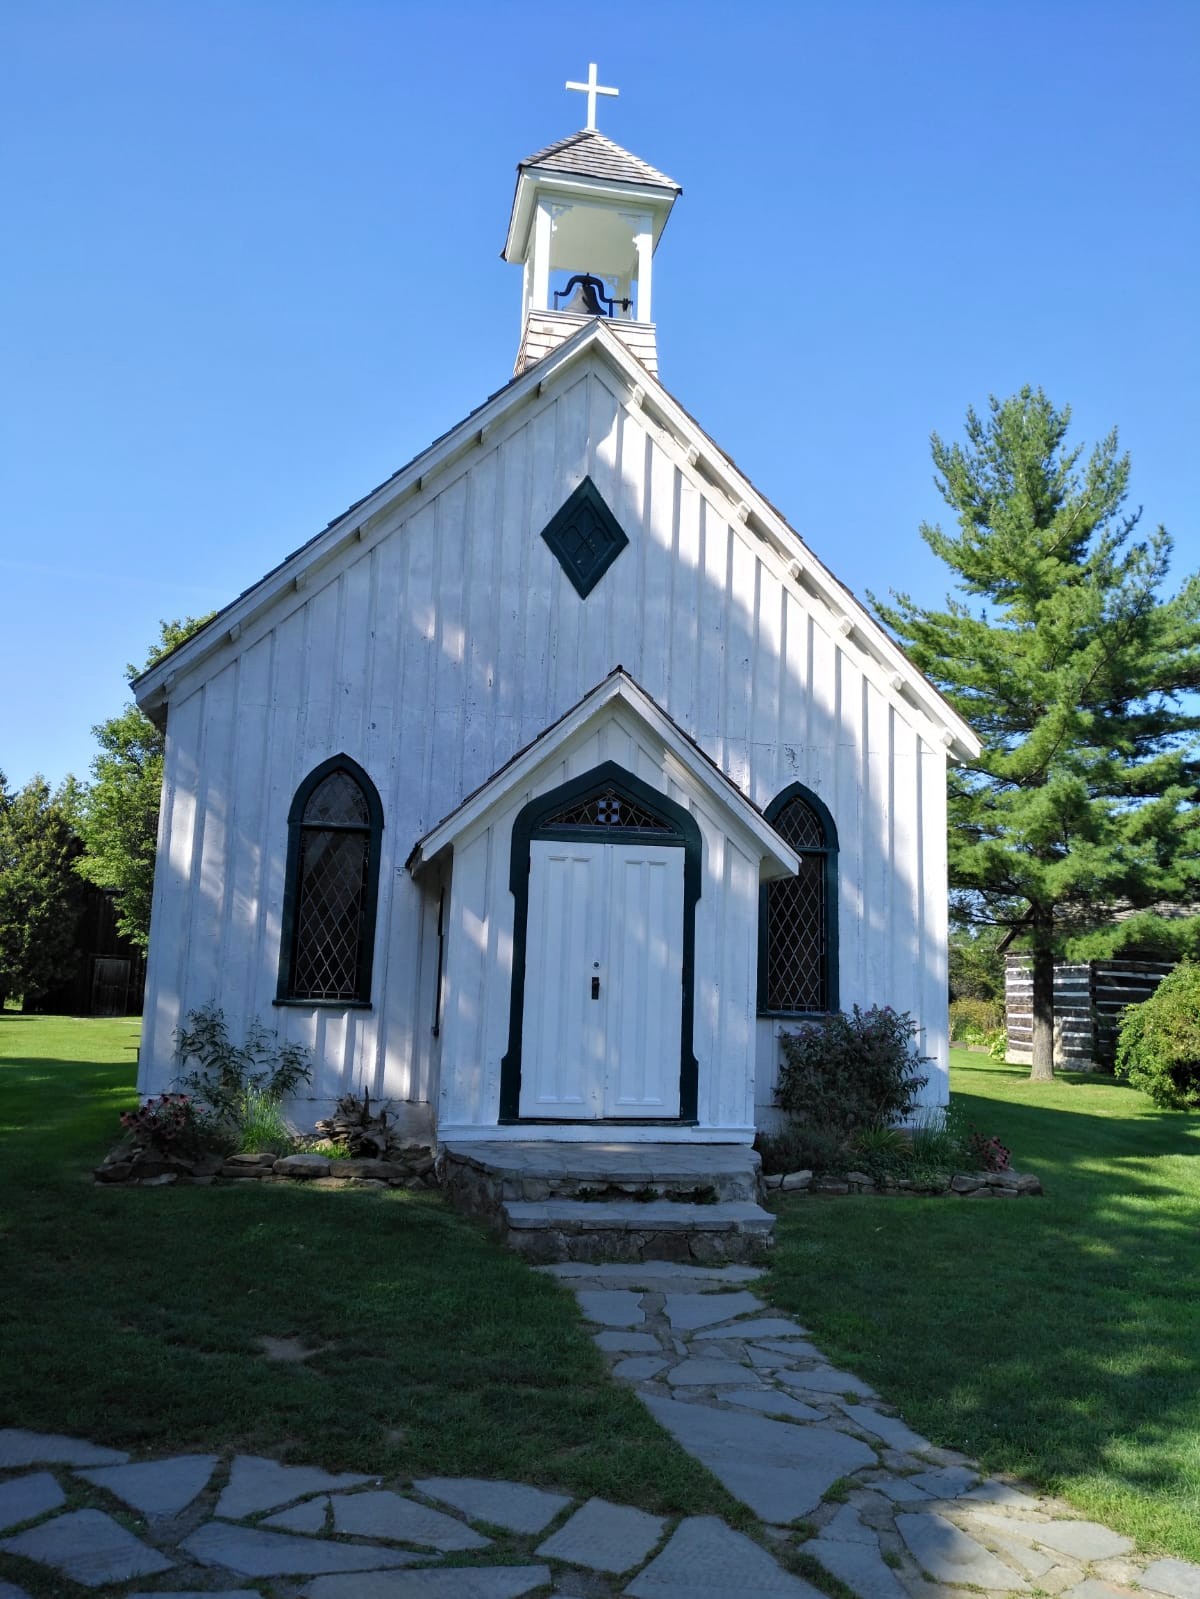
519 129 681 193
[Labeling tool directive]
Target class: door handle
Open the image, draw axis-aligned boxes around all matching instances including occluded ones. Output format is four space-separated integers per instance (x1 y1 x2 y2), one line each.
591 975 601 1000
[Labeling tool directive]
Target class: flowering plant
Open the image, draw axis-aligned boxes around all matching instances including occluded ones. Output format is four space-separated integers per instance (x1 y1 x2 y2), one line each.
119 1093 222 1158
967 1127 1011 1171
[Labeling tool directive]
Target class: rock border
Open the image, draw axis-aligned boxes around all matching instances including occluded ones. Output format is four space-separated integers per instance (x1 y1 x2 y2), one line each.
93 1147 440 1191
762 1167 1043 1198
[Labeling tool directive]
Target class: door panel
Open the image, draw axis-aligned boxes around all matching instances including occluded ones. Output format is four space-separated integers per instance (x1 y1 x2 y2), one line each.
604 847 684 1116
519 838 685 1120
519 842 605 1117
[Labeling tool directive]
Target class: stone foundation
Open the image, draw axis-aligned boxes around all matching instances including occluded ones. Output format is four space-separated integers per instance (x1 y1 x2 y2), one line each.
762 1167 1043 1198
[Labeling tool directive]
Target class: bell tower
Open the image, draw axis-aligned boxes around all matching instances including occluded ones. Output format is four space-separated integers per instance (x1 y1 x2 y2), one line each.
503 64 681 376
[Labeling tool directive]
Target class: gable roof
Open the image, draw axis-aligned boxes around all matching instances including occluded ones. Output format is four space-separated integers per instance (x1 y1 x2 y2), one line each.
518 130 680 193
407 668 800 880
132 318 980 760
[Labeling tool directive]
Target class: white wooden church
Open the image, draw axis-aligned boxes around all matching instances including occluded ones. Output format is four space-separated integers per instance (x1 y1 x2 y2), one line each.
134 72 979 1182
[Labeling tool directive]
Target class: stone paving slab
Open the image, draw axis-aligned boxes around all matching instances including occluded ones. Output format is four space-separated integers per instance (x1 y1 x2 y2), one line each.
722 1388 825 1421
127 1593 260 1598
0 1584 29 1599
537 1261 763 1284
414 1477 570 1534
693 1318 812 1341
215 1455 373 1519
577 1289 647 1326
536 1496 666 1573
594 1329 663 1353
614 1355 670 1380
666 1356 755 1386
662 1291 765 1330
643 1394 875 1523
183 1521 421 1576
263 1496 329 1532
1012 1520 1135 1562
79 1452 219 1517
625 1515 822 1596
329 1490 491 1550
0 1471 64 1532
0 1507 174 1587
1142 1559 1200 1599
0 1428 128 1468
304 1568 553 1599
820 1504 878 1544
806 1535 910 1599
837 1404 930 1453
775 1365 876 1397
896 1511 1030 1589
909 1465 979 1498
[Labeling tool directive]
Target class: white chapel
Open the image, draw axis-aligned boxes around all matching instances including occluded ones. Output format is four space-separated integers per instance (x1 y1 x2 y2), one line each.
133 73 979 1194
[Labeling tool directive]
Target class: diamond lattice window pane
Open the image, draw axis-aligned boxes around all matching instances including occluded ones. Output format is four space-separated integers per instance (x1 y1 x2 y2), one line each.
543 786 671 832
291 829 370 998
303 771 370 827
765 852 827 1011
774 796 824 851
540 477 630 598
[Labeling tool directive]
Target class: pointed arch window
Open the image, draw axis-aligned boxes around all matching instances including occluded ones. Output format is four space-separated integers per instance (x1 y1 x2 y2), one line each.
759 785 839 1015
275 756 383 1007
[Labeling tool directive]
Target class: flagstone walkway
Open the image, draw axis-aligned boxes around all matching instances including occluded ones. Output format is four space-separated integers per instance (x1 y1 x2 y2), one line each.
2 1262 1197 1599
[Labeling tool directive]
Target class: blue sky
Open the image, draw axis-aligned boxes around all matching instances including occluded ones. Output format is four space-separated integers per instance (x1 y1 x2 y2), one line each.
3 1 1197 792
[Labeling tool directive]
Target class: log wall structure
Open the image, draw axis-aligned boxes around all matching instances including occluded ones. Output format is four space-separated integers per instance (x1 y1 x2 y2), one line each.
1004 955 1175 1069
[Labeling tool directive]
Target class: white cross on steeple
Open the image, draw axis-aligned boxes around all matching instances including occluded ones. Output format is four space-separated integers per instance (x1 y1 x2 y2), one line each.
565 62 619 131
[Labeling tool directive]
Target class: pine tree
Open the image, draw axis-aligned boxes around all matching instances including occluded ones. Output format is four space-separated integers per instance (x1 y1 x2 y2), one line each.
873 389 1200 1079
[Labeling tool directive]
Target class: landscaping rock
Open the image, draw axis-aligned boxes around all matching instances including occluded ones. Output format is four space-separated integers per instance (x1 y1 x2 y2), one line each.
183 1522 419 1576
896 1511 1030 1589
626 1514 820 1596
642 1393 875 1522
79 1453 219 1518
272 1155 331 1178
535 1496 665 1573
0 1429 127 1468
0 1472 64 1532
413 1477 570 1534
338 1158 403 1180
214 1456 371 1519
0 1508 174 1587
1141 1559 1200 1599
329 1490 491 1550
305 1570 552 1599
781 1170 813 1191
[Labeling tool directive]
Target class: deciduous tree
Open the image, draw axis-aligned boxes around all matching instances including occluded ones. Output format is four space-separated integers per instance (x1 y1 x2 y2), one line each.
0 771 84 1004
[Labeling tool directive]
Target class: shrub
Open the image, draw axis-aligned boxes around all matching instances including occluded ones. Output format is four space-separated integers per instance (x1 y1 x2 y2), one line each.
175 1004 312 1119
776 1006 929 1140
755 1125 850 1176
949 996 1004 1043
1115 962 1200 1110
119 1093 226 1158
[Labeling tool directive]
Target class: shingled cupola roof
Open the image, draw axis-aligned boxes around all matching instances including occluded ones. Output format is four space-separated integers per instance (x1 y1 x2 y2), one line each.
517 129 681 194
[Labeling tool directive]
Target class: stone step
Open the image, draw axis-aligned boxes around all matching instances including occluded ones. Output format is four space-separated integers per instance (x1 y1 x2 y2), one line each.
440 1141 761 1205
500 1198 775 1265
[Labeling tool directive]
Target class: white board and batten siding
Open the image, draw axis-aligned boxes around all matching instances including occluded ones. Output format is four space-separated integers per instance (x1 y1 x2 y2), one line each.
138 341 956 1132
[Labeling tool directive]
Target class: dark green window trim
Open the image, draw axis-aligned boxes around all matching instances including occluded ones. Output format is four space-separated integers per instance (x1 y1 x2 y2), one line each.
499 760 702 1123
275 754 384 1007
758 783 839 1016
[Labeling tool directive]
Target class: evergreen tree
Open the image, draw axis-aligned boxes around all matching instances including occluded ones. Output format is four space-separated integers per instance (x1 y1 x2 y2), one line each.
75 615 214 948
0 771 84 1005
873 389 1200 1080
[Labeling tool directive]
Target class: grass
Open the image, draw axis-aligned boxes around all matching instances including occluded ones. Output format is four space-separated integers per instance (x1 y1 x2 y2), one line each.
765 1048 1200 1562
0 1014 738 1521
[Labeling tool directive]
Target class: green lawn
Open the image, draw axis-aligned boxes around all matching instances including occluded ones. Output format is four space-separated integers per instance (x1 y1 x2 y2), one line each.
766 1049 1200 1562
0 1014 736 1520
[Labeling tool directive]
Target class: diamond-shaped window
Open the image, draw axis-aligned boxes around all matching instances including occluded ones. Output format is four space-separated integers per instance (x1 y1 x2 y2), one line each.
540 476 629 598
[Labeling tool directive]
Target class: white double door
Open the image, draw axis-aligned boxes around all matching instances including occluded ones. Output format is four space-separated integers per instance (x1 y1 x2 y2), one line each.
519 838 684 1119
